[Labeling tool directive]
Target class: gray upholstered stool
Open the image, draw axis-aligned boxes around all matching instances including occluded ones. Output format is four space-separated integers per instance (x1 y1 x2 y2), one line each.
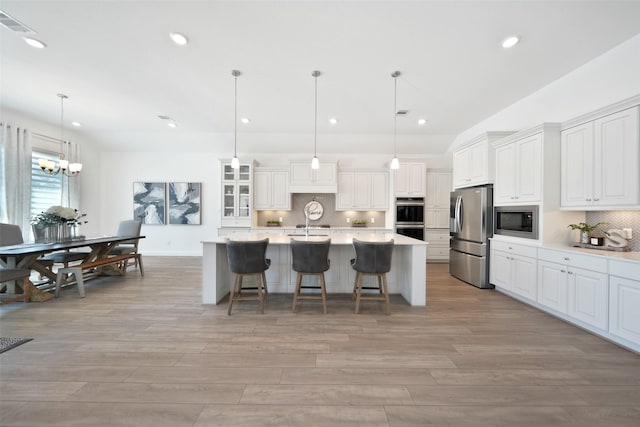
291 239 331 314
226 238 270 315
351 238 394 315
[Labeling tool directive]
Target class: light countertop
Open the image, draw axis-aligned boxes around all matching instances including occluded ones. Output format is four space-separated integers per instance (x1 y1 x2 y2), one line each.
204 231 427 246
541 242 640 263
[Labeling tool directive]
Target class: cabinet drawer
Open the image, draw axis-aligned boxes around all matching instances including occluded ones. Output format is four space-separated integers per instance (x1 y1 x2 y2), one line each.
491 240 537 258
427 247 450 258
425 230 450 244
609 259 640 280
538 248 607 273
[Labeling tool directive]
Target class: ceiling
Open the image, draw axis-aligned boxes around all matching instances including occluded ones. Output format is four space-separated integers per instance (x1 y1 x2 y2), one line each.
1 0 640 155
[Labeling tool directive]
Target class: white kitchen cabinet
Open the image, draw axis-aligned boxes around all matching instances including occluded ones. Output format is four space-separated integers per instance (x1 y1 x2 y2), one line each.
425 208 449 229
537 248 608 331
453 132 514 189
425 229 449 262
254 168 290 210
608 260 640 346
493 133 542 205
561 105 640 209
221 162 252 227
337 171 389 211
394 162 425 197
425 170 451 229
490 241 537 300
289 162 337 193
537 260 568 313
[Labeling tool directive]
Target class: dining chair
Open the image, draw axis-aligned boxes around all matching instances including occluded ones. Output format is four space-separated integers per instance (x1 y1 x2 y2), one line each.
225 238 270 315
0 223 55 269
291 239 331 314
351 238 394 315
108 220 143 272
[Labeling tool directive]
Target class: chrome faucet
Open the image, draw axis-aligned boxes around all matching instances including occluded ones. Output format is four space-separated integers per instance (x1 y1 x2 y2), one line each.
304 205 310 237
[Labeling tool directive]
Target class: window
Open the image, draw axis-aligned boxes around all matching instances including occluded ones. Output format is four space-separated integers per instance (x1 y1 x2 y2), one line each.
31 150 62 217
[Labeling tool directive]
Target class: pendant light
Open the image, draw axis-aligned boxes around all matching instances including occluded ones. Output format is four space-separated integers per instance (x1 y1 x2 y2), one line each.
390 71 401 170
311 70 321 170
230 69 241 169
38 93 83 176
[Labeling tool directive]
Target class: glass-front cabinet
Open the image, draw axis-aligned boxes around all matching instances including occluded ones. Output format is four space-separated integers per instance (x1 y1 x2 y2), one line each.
221 162 252 227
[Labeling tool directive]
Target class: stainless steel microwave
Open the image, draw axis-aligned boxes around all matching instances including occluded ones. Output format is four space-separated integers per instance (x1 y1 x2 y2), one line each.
494 205 539 239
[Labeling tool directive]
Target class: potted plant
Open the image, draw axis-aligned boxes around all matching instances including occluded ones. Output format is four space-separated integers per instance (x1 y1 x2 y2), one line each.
266 219 281 227
31 206 87 242
352 219 367 228
568 222 608 244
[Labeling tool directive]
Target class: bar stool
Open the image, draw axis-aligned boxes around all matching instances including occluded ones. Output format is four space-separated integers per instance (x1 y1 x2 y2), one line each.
351 238 394 315
291 239 331 314
226 238 270 315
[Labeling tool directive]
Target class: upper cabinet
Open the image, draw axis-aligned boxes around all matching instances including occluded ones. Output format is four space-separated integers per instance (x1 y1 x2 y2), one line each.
493 133 542 205
561 105 639 209
453 132 514 189
337 171 389 211
254 167 291 211
289 162 337 193
221 162 252 227
394 161 425 196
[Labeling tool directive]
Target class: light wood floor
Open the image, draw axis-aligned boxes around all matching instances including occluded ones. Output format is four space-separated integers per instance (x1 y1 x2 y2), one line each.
1 257 639 426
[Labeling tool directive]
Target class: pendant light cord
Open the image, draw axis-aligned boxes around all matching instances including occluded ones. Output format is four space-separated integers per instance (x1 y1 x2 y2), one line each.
393 75 397 157
234 72 238 157
314 72 318 157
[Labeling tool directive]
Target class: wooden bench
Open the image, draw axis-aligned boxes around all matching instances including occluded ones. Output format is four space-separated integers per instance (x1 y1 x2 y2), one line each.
55 253 143 298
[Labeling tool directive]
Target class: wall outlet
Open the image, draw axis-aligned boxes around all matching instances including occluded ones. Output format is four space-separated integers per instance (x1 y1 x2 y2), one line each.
346 217 350 223
370 217 375 224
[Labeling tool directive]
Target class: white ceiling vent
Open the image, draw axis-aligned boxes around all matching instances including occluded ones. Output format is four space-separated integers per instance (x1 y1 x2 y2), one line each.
0 10 35 33
396 110 409 116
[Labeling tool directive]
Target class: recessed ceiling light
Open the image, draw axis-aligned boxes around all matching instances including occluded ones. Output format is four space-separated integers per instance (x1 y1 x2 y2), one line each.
328 117 338 125
417 119 427 125
241 117 250 124
169 32 188 46
23 36 46 48
502 36 519 49
167 121 177 128
71 121 81 127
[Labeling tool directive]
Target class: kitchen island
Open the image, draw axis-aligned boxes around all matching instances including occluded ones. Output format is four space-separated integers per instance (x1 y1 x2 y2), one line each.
202 231 427 306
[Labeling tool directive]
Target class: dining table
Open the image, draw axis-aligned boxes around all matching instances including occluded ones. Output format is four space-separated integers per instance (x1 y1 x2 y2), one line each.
0 235 144 301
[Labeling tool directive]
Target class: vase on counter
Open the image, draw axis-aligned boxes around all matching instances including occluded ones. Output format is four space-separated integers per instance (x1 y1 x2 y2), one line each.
580 230 589 244
32 224 60 243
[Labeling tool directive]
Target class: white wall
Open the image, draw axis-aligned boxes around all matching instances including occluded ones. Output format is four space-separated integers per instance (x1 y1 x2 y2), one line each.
451 34 640 148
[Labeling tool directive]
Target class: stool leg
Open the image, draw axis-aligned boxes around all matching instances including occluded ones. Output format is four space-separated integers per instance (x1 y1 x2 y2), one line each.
256 273 265 314
292 272 303 312
137 255 144 277
382 273 390 315
320 273 327 315
261 272 269 302
227 274 239 315
74 269 85 298
55 271 66 298
355 272 363 314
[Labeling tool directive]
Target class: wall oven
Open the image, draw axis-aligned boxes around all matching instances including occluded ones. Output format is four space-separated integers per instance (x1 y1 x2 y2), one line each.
395 197 425 241
494 205 539 239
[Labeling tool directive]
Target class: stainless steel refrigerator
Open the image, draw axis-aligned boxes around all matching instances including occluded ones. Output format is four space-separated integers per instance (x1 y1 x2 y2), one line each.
449 185 493 289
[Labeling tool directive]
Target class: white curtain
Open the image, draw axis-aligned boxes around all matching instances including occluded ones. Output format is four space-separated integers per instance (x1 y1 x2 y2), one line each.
0 123 32 239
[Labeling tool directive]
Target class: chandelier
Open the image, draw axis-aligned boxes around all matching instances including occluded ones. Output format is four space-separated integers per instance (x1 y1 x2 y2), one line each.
38 93 82 176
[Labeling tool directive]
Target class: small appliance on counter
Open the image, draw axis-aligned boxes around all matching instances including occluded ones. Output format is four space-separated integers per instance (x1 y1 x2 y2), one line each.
570 228 632 252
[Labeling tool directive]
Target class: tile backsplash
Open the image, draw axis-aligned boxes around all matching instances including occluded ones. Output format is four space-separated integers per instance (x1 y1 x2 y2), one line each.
256 193 387 227
585 211 640 251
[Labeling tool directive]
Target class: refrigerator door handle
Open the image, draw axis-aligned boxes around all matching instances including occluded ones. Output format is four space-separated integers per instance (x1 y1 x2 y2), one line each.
451 195 460 233
457 195 463 232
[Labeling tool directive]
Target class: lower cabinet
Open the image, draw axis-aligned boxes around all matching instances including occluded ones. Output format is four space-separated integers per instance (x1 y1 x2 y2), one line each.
566 267 608 331
609 260 640 344
490 242 640 352
490 241 537 301
425 229 449 262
